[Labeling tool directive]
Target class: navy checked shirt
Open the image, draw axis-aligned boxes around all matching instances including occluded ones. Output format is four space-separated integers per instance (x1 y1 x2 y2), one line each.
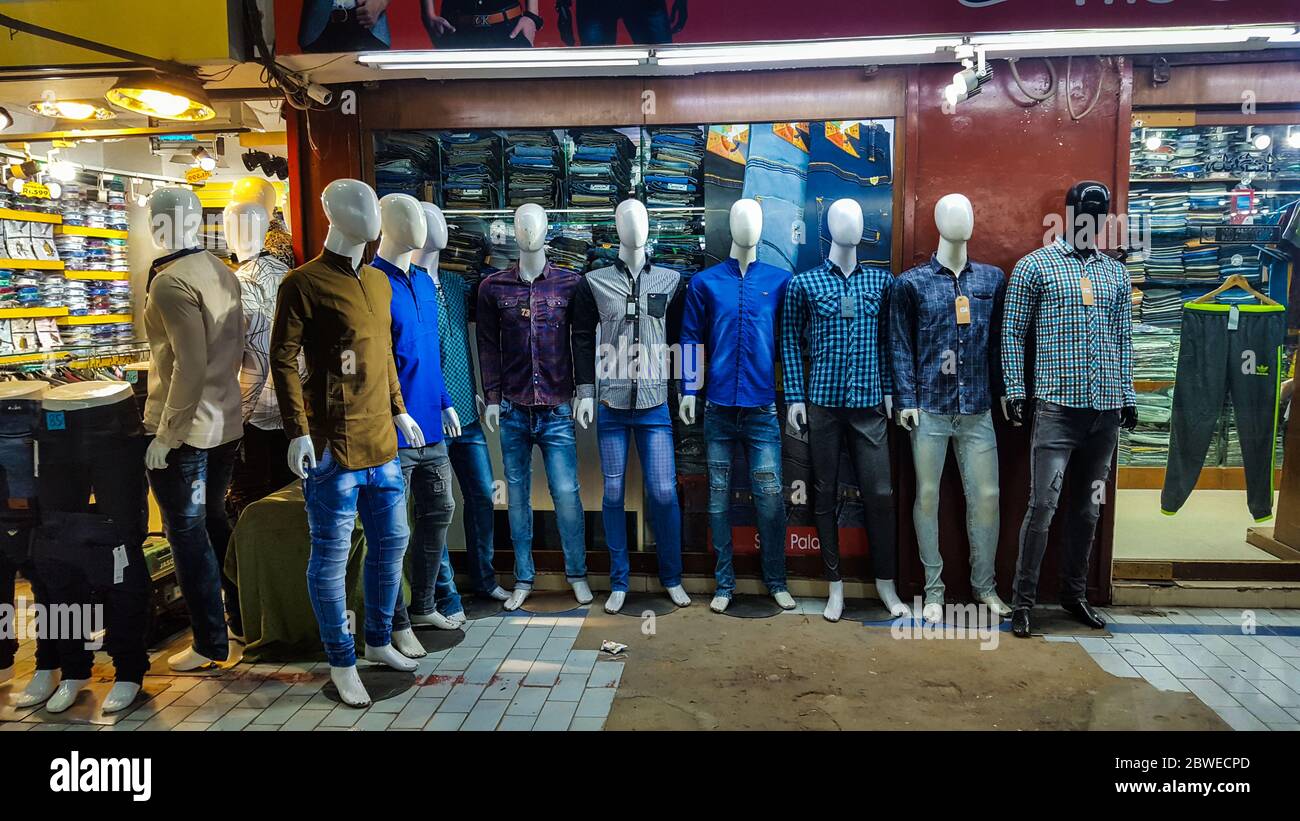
890 255 1006 416
781 260 894 408
1002 238 1136 411
681 258 790 407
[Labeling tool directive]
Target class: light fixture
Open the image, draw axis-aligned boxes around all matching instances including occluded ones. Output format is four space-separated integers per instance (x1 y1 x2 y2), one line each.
240 149 287 180
655 37 961 67
47 160 77 182
45 181 62 199
7 178 24 195
1144 135 1164 152
191 147 217 171
359 47 649 66
1286 128 1300 150
9 159 40 179
374 59 643 70
942 44 991 108
27 98 116 121
0 107 11 131
105 73 215 121
242 150 271 173
1252 133 1273 151
977 25 1296 55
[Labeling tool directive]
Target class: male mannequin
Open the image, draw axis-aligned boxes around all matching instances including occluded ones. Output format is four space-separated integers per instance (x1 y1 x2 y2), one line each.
143 187 245 672
573 198 691 613
478 203 591 611
373 194 463 658
1002 181 1137 638
782 198 907 622
416 202 509 608
231 175 295 267
892 193 1011 624
271 179 424 707
680 199 794 614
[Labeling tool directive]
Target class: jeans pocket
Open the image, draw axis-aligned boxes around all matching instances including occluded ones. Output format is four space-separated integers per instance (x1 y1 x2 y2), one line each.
308 449 341 481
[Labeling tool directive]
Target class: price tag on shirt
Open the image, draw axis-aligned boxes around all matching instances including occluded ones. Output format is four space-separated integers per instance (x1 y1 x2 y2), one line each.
1080 276 1095 306
626 296 638 318
1228 305 1240 331
955 295 971 325
112 545 128 585
840 295 856 319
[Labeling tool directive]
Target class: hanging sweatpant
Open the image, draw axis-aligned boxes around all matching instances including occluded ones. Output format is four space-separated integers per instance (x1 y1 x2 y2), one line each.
1161 302 1286 522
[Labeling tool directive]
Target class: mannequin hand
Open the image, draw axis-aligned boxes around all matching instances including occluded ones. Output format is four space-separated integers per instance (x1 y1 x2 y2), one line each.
575 397 594 429
287 435 316 479
475 394 487 419
484 404 500 432
883 394 894 419
678 395 696 426
1004 397 1026 427
787 402 806 433
395 413 425 449
1120 405 1139 431
898 409 919 431
144 438 175 471
442 407 462 439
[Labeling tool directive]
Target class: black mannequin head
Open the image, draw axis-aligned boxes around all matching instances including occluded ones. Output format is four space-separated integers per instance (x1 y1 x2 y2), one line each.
1064 181 1111 253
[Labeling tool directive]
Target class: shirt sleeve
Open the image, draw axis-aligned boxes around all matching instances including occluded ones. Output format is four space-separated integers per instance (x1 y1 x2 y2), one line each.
878 273 895 397
680 275 707 397
570 276 597 399
1115 267 1137 407
270 274 312 441
1001 256 1038 402
989 268 1008 400
779 275 808 405
149 276 210 449
475 278 503 405
888 276 919 410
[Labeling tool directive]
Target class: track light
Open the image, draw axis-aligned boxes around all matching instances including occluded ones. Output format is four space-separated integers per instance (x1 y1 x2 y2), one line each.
47 160 77 182
0 107 11 131
9 159 40 179
240 149 287 180
242 150 271 173
192 147 217 171
942 44 991 107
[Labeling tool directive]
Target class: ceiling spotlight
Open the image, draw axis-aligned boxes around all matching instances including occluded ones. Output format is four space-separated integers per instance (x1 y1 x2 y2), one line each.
27 98 116 121
9 159 41 179
1144 135 1164 151
47 160 78 182
1252 132 1272 151
242 150 271 173
191 147 217 172
45 182 62 199
0 107 11 131
106 73 215 121
267 156 289 180
942 43 991 107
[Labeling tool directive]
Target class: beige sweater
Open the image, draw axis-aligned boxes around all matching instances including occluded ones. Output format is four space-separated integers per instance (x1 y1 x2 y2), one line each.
144 250 245 449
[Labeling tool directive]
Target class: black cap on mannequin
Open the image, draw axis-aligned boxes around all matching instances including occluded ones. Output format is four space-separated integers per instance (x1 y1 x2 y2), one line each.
1064 180 1111 254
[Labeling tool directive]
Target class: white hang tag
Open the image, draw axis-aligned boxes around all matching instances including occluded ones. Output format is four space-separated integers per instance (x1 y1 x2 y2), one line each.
113 545 128 585
1228 305 1240 331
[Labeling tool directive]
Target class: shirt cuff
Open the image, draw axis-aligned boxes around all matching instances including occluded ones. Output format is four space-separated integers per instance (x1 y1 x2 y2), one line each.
485 391 501 406
1005 387 1027 401
576 383 595 400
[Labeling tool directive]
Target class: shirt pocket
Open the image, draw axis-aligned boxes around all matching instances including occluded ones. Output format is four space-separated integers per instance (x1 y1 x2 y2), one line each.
537 296 569 326
645 292 669 319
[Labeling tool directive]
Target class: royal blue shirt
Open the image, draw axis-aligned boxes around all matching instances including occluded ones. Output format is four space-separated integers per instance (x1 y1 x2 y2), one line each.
681 257 791 407
375 256 454 447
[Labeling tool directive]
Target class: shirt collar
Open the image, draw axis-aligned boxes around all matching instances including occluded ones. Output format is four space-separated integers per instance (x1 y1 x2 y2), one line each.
370 255 406 278
319 248 361 276
826 259 862 278
509 261 552 282
147 247 203 288
1051 236 1098 262
613 255 652 277
927 253 971 277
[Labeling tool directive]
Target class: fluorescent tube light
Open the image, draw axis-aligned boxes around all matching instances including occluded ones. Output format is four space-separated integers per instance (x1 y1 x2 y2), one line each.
359 48 649 65
979 26 1296 53
374 60 643 70
655 37 962 66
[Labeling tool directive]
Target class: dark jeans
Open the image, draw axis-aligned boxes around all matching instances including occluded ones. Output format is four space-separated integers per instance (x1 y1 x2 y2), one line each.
301 14 387 53
577 0 672 45
1012 401 1120 609
440 20 530 49
226 424 296 523
448 421 499 596
393 443 458 631
147 438 241 659
0 528 59 672
807 403 897 583
0 398 41 526
32 397 150 683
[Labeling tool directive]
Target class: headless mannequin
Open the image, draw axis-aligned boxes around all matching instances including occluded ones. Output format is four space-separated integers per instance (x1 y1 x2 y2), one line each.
406 200 464 444
223 201 270 263
602 199 691 614
783 199 905 621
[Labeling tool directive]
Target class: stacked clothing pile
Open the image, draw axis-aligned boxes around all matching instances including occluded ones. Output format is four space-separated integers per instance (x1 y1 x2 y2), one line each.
64 279 89 316
568 129 635 207
106 180 128 231
1131 129 1177 178
547 232 590 274
650 214 706 274
1139 288 1184 329
644 127 704 208
59 182 86 226
109 322 135 343
81 200 108 230
1186 183 1227 229
440 131 502 210
1181 239 1221 283
38 268 66 308
54 233 86 270
1119 387 1174 466
0 269 15 308
12 270 43 308
1125 247 1147 284
108 281 131 314
1274 140 1300 177
374 131 439 199
108 238 129 275
441 220 490 276
503 130 563 208
1145 190 1189 281
59 324 93 348
487 218 519 268
1132 325 1180 380
1202 127 1240 176
1218 244 1261 278
1169 130 1207 177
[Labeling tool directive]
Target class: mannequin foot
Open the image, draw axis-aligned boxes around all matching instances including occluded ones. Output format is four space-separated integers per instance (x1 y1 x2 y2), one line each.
666 585 691 607
773 590 796 610
102 681 142 714
604 591 626 614
709 595 730 614
0 664 12 685
331 666 371 708
979 593 1013 617
14 669 60 707
823 580 845 623
876 578 911 618
922 602 944 624
392 628 427 659
45 679 90 714
447 610 467 626
504 587 531 611
364 643 419 672
411 610 460 630
487 586 511 602
168 645 219 672
571 579 594 605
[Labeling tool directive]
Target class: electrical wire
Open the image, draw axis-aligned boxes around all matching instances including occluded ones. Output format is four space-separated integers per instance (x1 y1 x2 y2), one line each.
238 0 335 114
1007 57 1057 103
1066 55 1107 121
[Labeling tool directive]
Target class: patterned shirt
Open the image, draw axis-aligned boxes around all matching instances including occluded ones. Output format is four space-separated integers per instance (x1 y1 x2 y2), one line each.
433 268 479 426
890 255 1006 416
235 252 292 430
476 262 580 407
1002 238 1136 411
781 260 894 409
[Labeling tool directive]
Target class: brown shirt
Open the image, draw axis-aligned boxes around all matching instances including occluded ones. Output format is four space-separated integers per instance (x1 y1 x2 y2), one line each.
270 249 407 470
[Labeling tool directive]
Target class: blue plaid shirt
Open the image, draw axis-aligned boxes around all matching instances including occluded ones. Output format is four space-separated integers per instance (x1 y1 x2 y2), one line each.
891 255 1006 415
1002 238 1136 411
781 260 894 408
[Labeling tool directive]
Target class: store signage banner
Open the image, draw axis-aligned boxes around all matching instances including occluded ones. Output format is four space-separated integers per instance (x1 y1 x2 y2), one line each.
717 527 869 558
275 0 1297 55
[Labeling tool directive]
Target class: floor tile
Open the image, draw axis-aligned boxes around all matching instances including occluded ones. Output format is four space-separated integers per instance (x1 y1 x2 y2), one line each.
561 649 599 675
1086 652 1140 679
1136 665 1189 693
548 673 588 702
481 673 524 701
423 712 467 731
319 703 367 728
587 662 624 689
569 716 606 731
524 660 562 687
391 699 441 730
441 683 486 713
280 708 331 731
462 698 509 731
1184 678 1241 709
496 715 536 731
1213 706 1269 731
514 627 551 649
575 688 617 719
1232 692 1294 724
353 712 396 731
506 687 549 717
533 699 578 731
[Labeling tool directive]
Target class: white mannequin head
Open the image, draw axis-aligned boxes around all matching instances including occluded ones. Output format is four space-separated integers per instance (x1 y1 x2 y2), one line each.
149 187 202 251
514 203 548 253
614 198 649 250
321 179 381 247
420 202 449 252
934 193 975 243
827 198 865 247
378 193 428 256
232 176 278 218
729 199 762 249
223 201 270 263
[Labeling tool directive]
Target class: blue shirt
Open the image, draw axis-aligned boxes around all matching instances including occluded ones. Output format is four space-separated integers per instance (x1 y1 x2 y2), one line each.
781 260 894 408
375 256 454 447
890 255 1006 415
1002 238 1136 411
681 258 790 407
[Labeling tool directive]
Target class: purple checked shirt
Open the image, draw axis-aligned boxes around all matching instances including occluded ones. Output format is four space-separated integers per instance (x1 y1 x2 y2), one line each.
476 262 581 407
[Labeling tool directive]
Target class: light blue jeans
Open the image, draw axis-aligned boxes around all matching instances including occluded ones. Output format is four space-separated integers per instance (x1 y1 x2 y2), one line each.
743 124 809 272
909 410 1000 604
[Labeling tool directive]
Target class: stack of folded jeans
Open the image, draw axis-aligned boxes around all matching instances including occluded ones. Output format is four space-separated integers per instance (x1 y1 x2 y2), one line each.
568 129 635 207
644 127 705 208
487 217 519 268
743 123 810 272
1132 325 1180 380
801 120 892 271
503 130 563 208
1170 130 1207 177
440 131 502 210
547 234 591 275
1203 127 1240 176
1181 239 1221 283
441 219 491 276
375 131 440 199
703 125 749 263
1140 288 1184 329
1132 128 1177 178
650 215 705 274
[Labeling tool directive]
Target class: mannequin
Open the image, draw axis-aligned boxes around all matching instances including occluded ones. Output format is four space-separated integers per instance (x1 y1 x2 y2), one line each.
224 200 269 263
680 199 795 613
271 179 424 707
891 194 1012 624
28 381 150 714
417 202 511 608
572 198 691 613
782 198 907 622
477 203 592 611
374 193 465 655
1002 181 1137 638
143 186 245 673
231 175 294 267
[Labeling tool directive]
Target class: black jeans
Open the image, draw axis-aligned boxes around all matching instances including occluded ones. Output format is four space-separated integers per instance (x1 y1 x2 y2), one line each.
0 397 42 527
226 424 296 524
0 528 59 672
32 396 151 683
807 403 896 583
392 443 457 631
1012 401 1120 609
577 0 672 44
440 20 530 48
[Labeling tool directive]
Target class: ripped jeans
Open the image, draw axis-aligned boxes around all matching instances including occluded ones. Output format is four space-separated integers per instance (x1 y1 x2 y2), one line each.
704 402 788 598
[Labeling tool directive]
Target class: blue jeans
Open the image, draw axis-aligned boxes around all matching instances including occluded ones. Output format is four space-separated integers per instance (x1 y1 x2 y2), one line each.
498 400 587 587
909 411 1000 604
597 403 683 592
447 421 499 596
743 124 810 272
801 122 893 271
302 449 409 667
392 443 460 630
704 402 787 598
146 438 240 661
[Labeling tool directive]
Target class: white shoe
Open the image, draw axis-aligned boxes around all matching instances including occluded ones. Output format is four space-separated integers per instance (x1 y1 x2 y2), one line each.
447 610 467 626
666 585 691 607
504 588 530 611
410 610 460 630
604 591 626 614
979 593 1013 617
331 665 371 708
14 669 60 708
922 602 944 624
45 679 90 714
709 595 730 614
364 643 419 672
102 681 141 714
571 579 594 605
168 645 218 672
487 586 511 602
876 579 911 618
0 665 12 685
773 591 796 610
392 628 427 659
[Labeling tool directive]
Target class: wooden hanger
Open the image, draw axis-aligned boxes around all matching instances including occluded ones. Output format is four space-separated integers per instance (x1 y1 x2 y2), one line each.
1190 273 1279 306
